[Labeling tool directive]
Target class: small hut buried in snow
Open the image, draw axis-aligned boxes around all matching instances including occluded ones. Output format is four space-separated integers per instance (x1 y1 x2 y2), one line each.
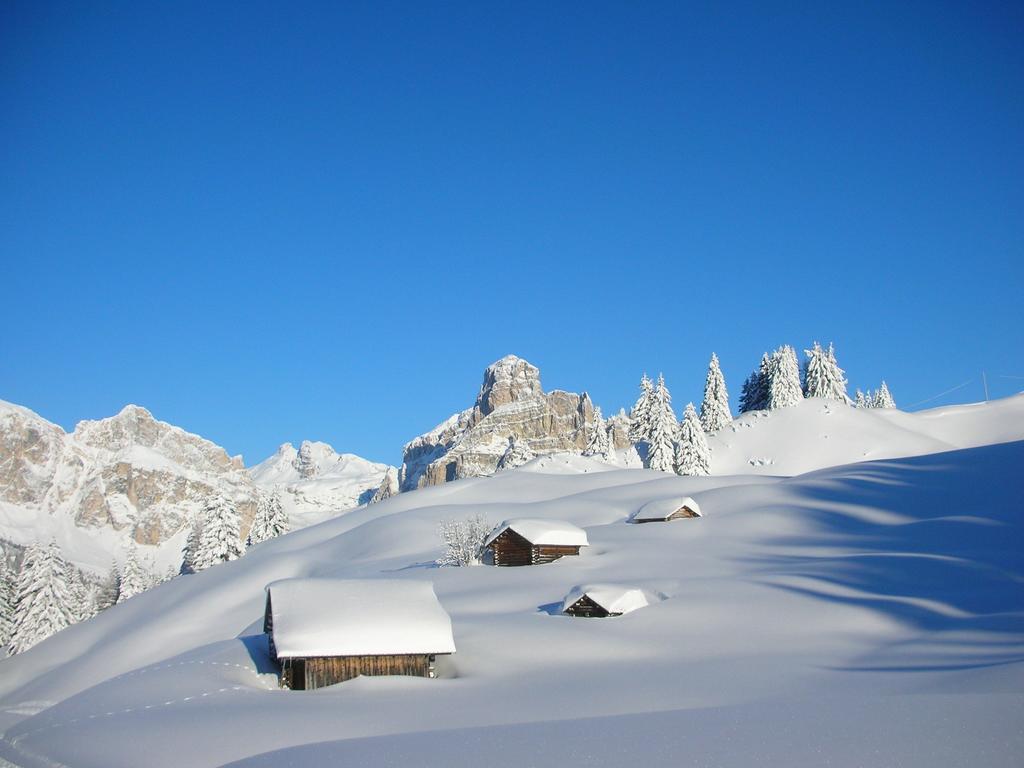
628 496 702 524
562 584 654 618
264 578 456 690
485 518 589 566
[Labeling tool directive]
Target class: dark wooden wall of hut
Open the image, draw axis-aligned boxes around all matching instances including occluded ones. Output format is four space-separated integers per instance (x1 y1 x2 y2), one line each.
282 654 435 690
264 595 278 660
489 529 582 566
490 529 534 566
634 505 699 523
564 595 612 618
669 505 700 520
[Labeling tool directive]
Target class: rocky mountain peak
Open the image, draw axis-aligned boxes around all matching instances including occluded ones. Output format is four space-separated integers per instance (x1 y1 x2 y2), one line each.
474 355 544 416
74 404 160 450
293 440 320 479
400 355 594 490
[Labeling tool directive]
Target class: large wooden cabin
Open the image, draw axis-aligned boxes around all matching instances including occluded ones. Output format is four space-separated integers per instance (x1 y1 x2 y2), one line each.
485 519 589 566
264 578 456 690
628 496 702 524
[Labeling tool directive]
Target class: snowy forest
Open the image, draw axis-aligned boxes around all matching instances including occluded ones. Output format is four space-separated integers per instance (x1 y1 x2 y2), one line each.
1 486 290 656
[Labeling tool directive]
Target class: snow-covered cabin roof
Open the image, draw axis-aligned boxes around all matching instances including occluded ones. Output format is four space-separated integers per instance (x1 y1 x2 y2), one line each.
485 518 589 547
629 496 702 523
561 584 653 616
265 578 456 658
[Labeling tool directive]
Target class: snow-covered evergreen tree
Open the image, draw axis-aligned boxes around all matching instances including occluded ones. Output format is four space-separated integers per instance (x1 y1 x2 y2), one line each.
68 567 98 623
180 514 203 575
0 553 14 648
246 489 273 547
96 560 120 609
768 345 802 409
739 354 770 413
9 541 76 654
370 468 399 504
193 495 244 571
628 374 655 443
266 487 289 539
584 407 611 457
700 353 732 433
873 381 896 409
803 342 850 402
854 389 868 408
646 374 678 473
675 402 711 476
118 541 150 602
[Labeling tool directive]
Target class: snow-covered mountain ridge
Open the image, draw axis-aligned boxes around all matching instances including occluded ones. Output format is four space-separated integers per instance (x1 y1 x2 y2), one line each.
0 401 392 574
249 441 393 530
0 402 1020 767
0 401 257 573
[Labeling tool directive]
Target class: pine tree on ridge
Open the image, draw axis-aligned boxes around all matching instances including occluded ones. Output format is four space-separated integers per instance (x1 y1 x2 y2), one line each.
675 402 711 476
700 353 732 433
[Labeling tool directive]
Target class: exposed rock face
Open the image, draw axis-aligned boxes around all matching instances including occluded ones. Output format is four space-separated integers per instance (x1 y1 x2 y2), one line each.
496 437 535 471
477 356 544 415
606 409 634 450
292 441 320 479
399 355 595 490
369 467 399 504
0 402 257 564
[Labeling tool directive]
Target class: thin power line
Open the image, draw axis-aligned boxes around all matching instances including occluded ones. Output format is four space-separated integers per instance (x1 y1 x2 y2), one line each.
997 374 1024 380
904 378 975 409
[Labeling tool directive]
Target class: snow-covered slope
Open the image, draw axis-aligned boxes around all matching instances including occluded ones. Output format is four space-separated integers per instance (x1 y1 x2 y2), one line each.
707 394 1024 475
248 441 394 529
0 422 1020 767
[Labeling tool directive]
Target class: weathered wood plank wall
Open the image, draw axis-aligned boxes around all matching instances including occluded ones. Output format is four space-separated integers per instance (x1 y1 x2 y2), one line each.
490 530 582 566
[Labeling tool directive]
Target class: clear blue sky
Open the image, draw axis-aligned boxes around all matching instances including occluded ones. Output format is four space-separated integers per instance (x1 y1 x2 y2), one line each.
2 1 1022 467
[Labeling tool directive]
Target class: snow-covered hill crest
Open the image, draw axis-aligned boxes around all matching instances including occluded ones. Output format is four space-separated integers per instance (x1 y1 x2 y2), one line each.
708 394 1024 476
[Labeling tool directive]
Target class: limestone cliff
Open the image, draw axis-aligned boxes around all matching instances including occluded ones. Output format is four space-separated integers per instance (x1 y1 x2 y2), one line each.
399 355 595 490
0 401 257 561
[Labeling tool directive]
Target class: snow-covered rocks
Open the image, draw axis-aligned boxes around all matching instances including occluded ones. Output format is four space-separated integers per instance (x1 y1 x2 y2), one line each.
399 355 595 490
